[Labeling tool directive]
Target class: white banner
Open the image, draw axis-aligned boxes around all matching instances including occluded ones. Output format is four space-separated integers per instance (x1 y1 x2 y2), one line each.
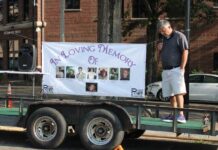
42 42 146 98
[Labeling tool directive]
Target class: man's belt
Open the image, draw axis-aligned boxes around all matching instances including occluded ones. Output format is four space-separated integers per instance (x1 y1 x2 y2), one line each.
163 65 180 70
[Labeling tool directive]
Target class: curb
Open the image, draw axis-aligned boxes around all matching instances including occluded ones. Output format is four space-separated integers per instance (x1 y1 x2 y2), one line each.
0 126 26 132
142 130 218 145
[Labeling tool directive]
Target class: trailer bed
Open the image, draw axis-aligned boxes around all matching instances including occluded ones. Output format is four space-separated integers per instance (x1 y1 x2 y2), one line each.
132 116 204 130
0 108 27 116
0 106 213 136
0 107 205 132
0 98 217 137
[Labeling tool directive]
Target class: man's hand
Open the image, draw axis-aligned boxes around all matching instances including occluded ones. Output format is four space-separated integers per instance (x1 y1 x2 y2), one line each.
180 68 185 75
180 50 189 74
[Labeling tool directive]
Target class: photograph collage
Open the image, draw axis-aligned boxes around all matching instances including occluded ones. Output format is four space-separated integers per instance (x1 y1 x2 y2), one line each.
56 66 131 92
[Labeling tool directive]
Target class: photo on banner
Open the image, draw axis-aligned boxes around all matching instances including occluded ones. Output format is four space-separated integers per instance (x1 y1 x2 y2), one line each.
66 66 75 78
56 66 65 78
76 66 86 80
109 68 119 80
86 82 98 92
98 68 108 80
87 67 97 80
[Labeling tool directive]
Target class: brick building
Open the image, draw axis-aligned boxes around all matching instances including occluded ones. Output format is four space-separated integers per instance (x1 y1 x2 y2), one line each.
190 20 218 73
0 0 217 75
0 0 34 71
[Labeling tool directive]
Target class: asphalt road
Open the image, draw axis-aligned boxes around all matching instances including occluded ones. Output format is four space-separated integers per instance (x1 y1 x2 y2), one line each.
0 131 217 150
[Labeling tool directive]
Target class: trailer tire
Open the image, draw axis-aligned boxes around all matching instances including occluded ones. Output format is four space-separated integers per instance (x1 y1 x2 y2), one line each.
79 109 124 150
27 107 67 149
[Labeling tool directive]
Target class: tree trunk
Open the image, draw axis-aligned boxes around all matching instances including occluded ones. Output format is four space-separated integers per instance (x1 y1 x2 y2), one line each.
97 0 110 42
110 0 122 43
146 20 158 84
97 0 122 43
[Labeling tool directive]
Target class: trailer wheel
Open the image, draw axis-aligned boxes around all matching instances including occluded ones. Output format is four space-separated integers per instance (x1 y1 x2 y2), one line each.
79 109 124 150
27 107 67 149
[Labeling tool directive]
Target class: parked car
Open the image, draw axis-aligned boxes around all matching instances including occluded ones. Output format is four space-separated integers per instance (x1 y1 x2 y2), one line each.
189 73 218 102
146 81 170 101
146 74 218 103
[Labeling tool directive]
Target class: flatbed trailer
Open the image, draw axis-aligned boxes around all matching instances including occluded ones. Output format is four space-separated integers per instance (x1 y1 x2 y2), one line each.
0 96 217 150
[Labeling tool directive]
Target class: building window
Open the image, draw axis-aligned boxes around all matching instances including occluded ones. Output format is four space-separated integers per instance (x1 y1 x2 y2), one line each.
0 0 3 24
214 53 218 70
23 0 30 20
8 40 19 70
65 0 80 10
8 0 19 22
132 0 147 18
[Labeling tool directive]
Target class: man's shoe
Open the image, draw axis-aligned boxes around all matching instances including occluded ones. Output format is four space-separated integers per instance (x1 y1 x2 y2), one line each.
177 115 186 123
161 114 174 122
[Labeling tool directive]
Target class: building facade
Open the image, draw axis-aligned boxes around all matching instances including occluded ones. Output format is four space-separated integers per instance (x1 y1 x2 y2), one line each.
0 0 217 75
190 20 218 73
0 0 34 71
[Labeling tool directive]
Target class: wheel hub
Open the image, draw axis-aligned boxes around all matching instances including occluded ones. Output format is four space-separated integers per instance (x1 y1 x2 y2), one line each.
87 117 114 145
34 116 57 141
95 125 108 138
42 123 53 133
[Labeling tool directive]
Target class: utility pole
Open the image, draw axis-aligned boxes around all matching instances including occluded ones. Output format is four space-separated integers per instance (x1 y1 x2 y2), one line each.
185 0 191 43
184 0 191 118
60 0 65 42
32 0 36 45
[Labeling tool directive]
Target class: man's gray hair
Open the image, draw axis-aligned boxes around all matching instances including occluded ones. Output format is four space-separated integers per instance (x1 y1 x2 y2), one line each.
157 20 171 29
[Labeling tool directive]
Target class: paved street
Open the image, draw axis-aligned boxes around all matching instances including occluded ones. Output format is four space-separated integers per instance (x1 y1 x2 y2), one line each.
0 130 217 150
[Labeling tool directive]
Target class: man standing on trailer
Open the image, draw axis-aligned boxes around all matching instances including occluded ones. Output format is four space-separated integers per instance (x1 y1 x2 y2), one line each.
157 20 189 123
